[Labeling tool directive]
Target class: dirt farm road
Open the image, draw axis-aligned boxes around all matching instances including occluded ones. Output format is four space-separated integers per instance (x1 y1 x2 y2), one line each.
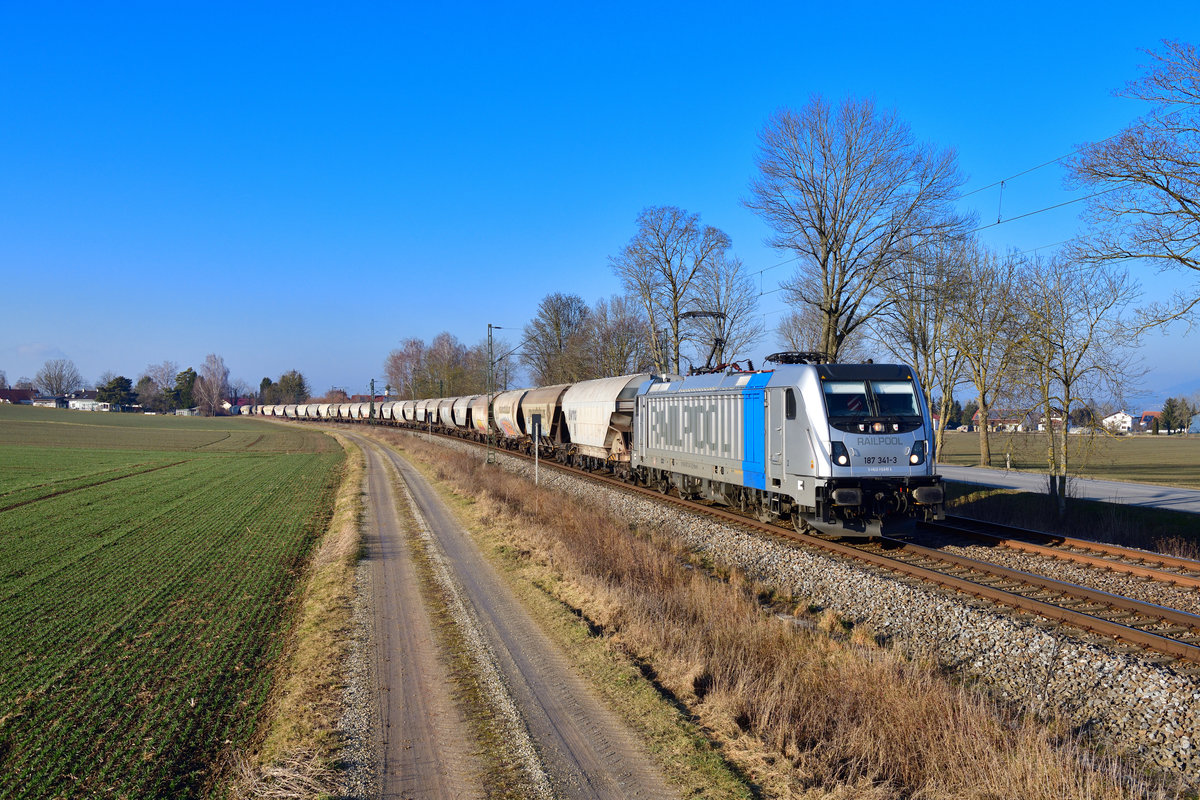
349 432 678 800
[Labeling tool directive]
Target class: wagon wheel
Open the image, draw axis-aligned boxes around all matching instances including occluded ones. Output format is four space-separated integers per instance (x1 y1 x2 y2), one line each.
658 476 672 495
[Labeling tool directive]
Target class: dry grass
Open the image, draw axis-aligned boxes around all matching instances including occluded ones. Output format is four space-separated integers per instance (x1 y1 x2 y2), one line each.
223 432 364 799
387 431 1184 800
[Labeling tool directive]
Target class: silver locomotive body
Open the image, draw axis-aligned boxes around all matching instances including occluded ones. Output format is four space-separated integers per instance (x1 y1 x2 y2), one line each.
631 362 944 535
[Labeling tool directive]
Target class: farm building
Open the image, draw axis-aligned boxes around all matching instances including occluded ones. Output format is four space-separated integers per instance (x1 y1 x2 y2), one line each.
32 397 66 408
0 389 35 404
1138 411 1162 431
1103 411 1134 433
68 398 113 412
971 409 1031 432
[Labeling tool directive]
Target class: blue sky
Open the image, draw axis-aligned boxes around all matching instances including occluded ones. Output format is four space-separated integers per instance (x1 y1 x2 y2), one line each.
2 2 1198 407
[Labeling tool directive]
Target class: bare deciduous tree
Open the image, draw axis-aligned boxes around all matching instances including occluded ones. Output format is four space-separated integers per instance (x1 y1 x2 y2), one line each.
955 246 1026 466
425 332 468 396
583 294 652 378
145 361 178 394
1016 257 1141 517
195 353 230 416
870 238 970 456
522 293 590 385
0 370 8 390
745 97 968 361
684 255 763 370
384 338 427 400
610 205 732 374
776 305 869 361
35 358 84 396
1067 40 1200 326
230 379 252 403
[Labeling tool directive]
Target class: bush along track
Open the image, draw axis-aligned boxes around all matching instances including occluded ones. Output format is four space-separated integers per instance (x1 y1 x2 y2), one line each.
379 429 1187 800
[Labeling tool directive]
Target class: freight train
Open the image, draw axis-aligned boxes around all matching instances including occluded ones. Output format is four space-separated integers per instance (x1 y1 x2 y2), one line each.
249 354 945 536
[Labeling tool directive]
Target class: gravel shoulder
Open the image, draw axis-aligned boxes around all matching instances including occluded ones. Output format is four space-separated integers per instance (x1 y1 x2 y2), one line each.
343 430 679 799
353 436 484 799
378 441 681 800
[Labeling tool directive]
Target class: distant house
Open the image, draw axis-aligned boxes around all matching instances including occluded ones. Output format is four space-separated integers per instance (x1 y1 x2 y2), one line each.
0 389 35 404
971 409 1030 432
175 407 200 416
32 397 67 408
1102 411 1134 434
1190 413 1200 435
1035 409 1067 432
1138 411 1162 432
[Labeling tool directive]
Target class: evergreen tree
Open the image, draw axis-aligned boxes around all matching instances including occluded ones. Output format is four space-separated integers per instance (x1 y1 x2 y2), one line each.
173 368 197 409
96 376 134 408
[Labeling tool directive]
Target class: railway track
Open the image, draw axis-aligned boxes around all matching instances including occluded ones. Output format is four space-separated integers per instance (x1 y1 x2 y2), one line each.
352 423 1200 668
924 515 1200 588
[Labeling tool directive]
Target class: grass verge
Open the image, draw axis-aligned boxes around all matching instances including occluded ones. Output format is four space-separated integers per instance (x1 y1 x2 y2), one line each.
223 431 364 798
378 429 1185 800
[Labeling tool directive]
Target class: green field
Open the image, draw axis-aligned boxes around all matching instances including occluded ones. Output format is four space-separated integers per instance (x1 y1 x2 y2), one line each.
936 430 1200 489
0 405 343 799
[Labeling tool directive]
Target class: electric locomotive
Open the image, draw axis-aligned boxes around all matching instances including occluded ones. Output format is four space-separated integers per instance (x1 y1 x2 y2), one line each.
630 353 944 536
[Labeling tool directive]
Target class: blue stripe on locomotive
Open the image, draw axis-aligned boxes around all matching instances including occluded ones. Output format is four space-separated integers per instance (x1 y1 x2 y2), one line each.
741 372 772 490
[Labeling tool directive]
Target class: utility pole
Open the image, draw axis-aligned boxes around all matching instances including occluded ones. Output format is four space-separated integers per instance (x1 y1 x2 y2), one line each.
487 324 497 464
369 378 376 424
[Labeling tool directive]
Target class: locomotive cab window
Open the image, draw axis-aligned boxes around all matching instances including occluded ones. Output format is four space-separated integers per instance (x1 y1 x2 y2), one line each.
870 381 920 417
822 382 871 417
822 380 922 432
785 389 796 419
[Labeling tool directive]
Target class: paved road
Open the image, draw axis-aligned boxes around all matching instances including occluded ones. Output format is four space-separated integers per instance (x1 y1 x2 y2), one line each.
937 464 1200 515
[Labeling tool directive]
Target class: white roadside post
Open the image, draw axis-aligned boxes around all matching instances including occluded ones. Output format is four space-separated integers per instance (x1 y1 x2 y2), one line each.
531 413 541 487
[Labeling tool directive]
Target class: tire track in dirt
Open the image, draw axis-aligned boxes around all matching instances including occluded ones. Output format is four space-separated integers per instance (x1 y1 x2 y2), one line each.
365 435 679 800
356 438 483 800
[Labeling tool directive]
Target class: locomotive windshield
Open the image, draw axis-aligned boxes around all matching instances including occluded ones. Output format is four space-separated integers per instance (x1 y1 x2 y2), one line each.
822 381 921 422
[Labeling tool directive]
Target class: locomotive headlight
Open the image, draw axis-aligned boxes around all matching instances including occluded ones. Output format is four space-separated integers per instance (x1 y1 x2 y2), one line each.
909 440 926 466
831 441 851 466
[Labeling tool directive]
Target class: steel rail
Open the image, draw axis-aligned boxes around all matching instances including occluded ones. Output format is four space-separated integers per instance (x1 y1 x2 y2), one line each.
926 520 1200 587
334 421 1200 664
875 536 1200 633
